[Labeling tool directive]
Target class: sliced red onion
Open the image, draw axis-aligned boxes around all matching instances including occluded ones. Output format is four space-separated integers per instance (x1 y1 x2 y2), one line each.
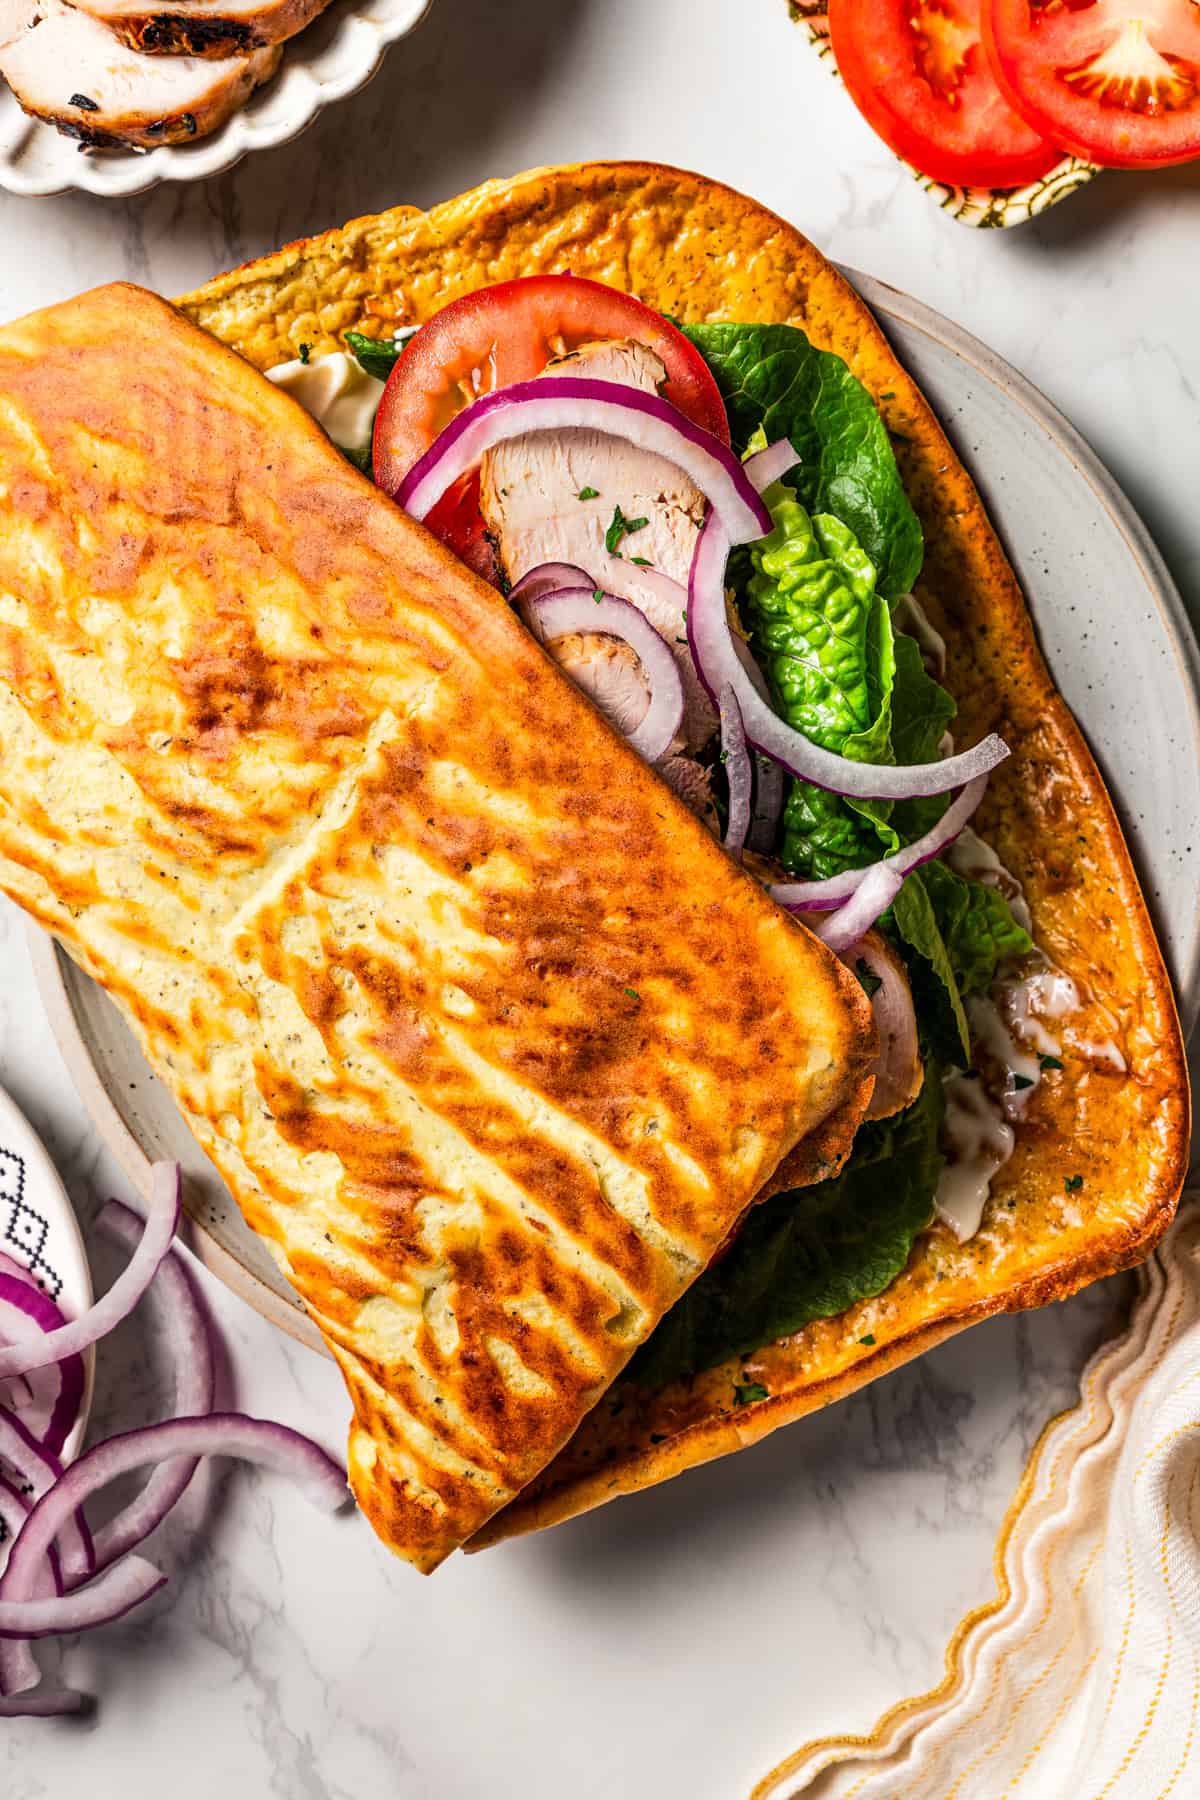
0 1414 348 1683
813 862 907 956
0 1477 60 1595
521 588 684 764
769 774 990 936
0 1278 85 1458
0 1555 164 1640
89 1201 216 1575
396 377 772 547
0 1412 91 1584
0 1682 88 1716
719 687 752 857
844 938 921 1120
731 634 785 854
0 1415 88 1696
688 515 1009 799
743 437 798 494
509 562 594 606
0 1162 179 1380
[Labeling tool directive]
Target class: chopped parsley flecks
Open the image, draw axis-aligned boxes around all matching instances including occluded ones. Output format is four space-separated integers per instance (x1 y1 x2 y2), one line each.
577 486 599 501
623 986 641 1002
1012 1073 1035 1091
733 1381 769 1407
859 1334 876 1347
1039 1053 1064 1071
1065 1174 1084 1193
605 504 650 556
593 588 605 603
630 555 652 567
298 343 311 365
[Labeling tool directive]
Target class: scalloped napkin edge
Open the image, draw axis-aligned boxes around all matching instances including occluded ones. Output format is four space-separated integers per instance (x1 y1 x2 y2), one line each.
753 1195 1200 1798
789 2 1096 229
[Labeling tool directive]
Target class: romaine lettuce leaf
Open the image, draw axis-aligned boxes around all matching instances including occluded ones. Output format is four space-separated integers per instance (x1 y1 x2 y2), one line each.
684 320 923 600
744 485 898 876
344 331 404 383
629 1066 945 1389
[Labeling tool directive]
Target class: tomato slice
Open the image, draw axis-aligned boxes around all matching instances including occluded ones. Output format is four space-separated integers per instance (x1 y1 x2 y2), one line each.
372 275 729 573
829 0 1062 189
984 0 1200 168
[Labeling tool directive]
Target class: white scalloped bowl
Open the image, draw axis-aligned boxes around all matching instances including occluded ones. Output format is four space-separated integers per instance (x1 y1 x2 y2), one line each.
0 0 429 197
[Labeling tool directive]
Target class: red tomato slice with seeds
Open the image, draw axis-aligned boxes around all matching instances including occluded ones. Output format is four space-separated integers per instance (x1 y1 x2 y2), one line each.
984 0 1200 169
829 0 1062 189
373 275 729 576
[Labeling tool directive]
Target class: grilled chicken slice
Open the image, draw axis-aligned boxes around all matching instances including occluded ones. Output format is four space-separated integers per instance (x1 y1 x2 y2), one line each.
63 0 329 58
0 0 280 146
480 338 715 753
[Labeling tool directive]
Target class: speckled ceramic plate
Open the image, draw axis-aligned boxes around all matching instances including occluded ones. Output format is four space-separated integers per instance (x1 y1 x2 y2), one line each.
0 1083 94 1459
0 0 430 199
25 273 1200 1356
792 3 1097 228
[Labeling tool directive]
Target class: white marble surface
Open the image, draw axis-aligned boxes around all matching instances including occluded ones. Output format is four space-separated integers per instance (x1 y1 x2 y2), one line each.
0 0 1197 1793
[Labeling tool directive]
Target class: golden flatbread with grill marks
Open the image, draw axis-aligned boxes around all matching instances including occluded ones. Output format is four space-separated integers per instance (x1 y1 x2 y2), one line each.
0 278 875 1570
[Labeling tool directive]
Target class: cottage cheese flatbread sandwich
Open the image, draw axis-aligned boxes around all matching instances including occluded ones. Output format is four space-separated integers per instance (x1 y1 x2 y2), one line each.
0 163 1187 1566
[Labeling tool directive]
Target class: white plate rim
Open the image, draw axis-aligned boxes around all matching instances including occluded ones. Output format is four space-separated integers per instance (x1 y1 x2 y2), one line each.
0 0 431 199
24 275 1200 1355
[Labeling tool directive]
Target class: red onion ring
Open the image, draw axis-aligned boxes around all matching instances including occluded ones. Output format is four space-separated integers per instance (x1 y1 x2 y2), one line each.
508 563 593 606
396 377 772 548
743 438 799 493
0 1415 347 1681
0 1554 164 1640
719 687 752 857
845 938 922 1120
0 1277 85 1458
769 773 990 953
520 587 684 764
0 1478 59 1595
89 1201 215 1575
0 1682 88 1716
731 634 785 854
687 514 1009 799
0 1412 91 1585
0 1163 179 1380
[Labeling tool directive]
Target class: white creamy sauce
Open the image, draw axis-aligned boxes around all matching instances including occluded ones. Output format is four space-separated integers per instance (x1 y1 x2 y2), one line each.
946 826 1034 933
936 1074 1015 1242
894 593 947 676
966 995 1041 1120
266 350 385 456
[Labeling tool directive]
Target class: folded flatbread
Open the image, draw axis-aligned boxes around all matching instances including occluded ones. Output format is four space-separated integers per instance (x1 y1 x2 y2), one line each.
176 162 1187 1548
0 282 874 1569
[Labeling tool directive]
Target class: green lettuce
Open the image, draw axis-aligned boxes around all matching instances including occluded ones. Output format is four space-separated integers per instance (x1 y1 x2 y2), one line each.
344 330 404 383
683 320 923 600
629 1067 945 1390
743 485 898 876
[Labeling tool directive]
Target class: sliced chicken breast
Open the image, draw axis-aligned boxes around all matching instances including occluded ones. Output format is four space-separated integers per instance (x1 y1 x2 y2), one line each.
0 0 280 146
63 0 328 58
480 338 716 753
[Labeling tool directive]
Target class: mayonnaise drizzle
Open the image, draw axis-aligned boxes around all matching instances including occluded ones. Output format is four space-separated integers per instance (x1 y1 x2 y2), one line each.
936 1074 1015 1242
946 826 1033 933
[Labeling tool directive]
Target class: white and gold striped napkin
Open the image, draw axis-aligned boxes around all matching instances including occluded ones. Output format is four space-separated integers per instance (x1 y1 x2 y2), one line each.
756 1199 1200 1800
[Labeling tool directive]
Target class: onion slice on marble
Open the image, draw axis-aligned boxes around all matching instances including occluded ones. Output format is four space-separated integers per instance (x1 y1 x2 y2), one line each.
88 1200 216 1575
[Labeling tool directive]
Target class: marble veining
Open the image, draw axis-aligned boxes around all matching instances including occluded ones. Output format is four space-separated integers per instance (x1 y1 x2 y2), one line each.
0 0 1197 1792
